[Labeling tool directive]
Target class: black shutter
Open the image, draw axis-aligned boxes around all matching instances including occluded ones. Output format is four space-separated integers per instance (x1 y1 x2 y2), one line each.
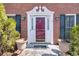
60 14 65 40
15 15 21 33
76 14 79 25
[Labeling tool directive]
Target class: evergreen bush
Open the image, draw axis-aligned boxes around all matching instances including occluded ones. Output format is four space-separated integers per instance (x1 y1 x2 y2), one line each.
0 4 20 53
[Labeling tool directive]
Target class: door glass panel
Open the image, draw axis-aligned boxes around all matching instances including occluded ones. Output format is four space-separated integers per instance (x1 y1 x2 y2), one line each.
36 17 45 42
47 18 49 30
31 18 33 30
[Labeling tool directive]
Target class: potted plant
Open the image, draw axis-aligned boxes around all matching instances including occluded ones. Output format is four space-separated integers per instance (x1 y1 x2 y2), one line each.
58 39 70 55
16 38 27 50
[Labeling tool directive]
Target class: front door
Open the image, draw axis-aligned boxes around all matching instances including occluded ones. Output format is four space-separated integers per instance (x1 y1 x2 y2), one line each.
27 6 54 44
36 17 45 42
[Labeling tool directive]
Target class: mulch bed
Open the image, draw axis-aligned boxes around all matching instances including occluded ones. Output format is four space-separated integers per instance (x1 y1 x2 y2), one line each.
0 50 22 56
2 52 13 56
12 50 23 56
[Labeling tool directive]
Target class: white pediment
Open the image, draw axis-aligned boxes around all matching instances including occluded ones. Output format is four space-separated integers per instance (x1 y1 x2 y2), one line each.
27 6 54 15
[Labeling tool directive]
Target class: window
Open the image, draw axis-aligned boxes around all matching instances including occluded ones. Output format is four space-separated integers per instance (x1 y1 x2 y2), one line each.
65 15 75 41
7 14 21 33
60 14 76 42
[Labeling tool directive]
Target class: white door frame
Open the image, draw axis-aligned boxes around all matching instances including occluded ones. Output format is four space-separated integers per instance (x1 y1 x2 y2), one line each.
27 6 54 44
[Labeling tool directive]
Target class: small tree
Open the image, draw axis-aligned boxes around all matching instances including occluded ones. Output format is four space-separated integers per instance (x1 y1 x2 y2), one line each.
0 4 20 53
69 25 79 55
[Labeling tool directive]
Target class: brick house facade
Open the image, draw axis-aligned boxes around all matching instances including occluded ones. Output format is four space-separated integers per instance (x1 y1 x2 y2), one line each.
4 3 79 45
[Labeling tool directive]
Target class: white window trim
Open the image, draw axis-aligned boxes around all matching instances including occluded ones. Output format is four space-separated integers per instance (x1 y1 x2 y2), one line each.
7 14 16 16
66 14 76 26
66 14 76 15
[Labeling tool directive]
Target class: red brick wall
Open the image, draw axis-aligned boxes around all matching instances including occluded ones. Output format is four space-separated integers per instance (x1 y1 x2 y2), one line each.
4 3 79 44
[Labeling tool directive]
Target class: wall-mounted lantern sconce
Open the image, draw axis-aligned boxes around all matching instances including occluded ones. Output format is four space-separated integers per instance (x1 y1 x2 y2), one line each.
55 16 60 21
22 15 26 21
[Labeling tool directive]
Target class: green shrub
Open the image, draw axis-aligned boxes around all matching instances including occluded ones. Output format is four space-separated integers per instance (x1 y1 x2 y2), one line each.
69 25 79 55
0 4 20 53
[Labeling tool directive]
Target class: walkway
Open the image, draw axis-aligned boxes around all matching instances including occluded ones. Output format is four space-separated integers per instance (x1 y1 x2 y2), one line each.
18 45 63 56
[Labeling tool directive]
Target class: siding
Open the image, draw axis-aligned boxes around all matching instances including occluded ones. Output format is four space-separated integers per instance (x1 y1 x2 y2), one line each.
4 3 79 44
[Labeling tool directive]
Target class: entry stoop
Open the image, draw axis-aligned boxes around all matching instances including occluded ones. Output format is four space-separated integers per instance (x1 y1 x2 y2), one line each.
26 43 51 48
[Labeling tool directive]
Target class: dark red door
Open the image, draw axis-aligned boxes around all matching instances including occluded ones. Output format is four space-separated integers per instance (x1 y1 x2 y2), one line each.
36 17 45 42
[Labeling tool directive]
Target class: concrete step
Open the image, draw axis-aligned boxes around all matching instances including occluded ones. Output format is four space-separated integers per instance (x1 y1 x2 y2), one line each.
26 43 51 48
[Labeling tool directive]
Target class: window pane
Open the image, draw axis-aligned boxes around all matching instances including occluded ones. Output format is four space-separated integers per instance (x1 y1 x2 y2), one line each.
65 16 70 28
65 15 75 41
76 14 79 25
8 16 15 20
70 16 74 27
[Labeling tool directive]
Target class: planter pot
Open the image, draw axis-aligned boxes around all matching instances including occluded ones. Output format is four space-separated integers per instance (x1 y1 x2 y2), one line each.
16 38 26 50
58 39 70 53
